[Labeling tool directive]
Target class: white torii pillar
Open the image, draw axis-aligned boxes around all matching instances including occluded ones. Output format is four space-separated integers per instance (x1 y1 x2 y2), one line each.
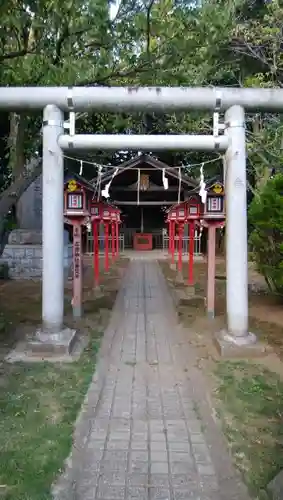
42 105 65 331
26 104 77 358
223 105 256 345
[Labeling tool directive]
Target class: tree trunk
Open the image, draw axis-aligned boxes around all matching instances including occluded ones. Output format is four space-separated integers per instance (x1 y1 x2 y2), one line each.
252 116 271 192
8 112 26 180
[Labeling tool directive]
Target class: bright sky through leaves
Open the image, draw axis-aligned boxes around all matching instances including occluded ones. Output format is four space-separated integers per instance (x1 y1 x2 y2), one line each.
109 0 120 20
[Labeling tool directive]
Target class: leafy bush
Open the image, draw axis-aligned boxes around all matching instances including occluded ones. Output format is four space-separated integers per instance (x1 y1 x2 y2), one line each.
249 174 283 296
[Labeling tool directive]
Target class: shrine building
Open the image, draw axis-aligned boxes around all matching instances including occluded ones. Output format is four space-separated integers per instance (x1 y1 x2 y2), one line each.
96 154 200 252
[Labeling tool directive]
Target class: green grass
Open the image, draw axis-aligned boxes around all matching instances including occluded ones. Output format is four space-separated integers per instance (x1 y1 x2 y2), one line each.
0 336 101 500
215 361 283 499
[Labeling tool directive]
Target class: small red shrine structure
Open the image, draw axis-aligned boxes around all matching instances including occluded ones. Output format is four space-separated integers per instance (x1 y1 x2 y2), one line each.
90 200 122 284
166 195 201 284
64 178 92 318
166 205 177 265
186 196 201 285
198 181 226 318
110 205 122 259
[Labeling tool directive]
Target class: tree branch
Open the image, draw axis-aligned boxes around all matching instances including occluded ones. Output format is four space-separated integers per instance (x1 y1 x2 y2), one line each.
0 48 34 62
145 0 155 58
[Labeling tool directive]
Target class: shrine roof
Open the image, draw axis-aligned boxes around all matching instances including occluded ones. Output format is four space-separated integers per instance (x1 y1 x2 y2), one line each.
95 154 199 189
64 171 94 192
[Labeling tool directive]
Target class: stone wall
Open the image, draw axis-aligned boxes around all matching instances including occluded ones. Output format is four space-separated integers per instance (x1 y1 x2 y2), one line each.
0 244 73 279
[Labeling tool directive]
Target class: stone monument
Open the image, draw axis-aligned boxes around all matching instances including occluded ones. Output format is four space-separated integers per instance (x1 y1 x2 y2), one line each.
1 174 72 278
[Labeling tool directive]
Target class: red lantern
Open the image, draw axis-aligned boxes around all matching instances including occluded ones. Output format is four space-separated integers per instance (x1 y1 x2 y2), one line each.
110 205 117 262
90 200 112 275
90 200 103 287
186 196 201 286
114 207 122 259
203 182 225 221
101 204 111 272
176 203 187 224
175 203 187 273
64 179 89 219
201 181 226 319
64 179 91 318
166 206 177 265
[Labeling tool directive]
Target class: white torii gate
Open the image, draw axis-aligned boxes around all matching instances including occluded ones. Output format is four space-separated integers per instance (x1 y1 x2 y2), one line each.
1 86 281 352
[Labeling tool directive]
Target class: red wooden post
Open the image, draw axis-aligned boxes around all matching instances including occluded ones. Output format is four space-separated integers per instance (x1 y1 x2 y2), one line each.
93 221 99 286
171 221 175 264
178 223 183 272
168 221 172 256
111 221 115 262
188 221 195 285
104 222 109 272
116 220 119 258
207 224 216 318
72 222 82 317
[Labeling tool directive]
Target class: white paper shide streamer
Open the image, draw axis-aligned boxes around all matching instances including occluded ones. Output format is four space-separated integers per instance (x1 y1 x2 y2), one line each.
177 168 181 203
199 163 207 204
95 166 103 200
162 169 169 190
102 167 119 199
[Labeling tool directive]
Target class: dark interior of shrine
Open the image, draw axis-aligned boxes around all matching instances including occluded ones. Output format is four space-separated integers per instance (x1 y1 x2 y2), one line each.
120 205 165 231
100 155 198 249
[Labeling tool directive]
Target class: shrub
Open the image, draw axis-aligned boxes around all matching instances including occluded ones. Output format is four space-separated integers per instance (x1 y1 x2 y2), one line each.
249 174 283 296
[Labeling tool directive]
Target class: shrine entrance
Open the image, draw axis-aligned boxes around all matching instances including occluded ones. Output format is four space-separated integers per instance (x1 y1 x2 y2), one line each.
2 84 280 348
95 154 199 252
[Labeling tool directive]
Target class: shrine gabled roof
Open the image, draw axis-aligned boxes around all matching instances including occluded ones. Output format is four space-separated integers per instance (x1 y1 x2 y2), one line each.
96 154 199 189
165 195 200 214
64 171 94 192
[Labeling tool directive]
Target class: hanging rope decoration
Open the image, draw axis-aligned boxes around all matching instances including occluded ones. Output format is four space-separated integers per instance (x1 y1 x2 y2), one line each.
162 168 169 190
177 167 181 204
199 163 207 204
102 167 119 199
95 166 103 201
61 152 224 177
137 169 141 205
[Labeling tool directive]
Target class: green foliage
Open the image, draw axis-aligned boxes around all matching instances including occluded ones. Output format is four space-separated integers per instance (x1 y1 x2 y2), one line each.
249 174 283 296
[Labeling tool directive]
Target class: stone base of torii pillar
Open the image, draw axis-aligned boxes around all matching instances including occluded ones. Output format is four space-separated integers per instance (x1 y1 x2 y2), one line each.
5 326 85 363
214 330 269 358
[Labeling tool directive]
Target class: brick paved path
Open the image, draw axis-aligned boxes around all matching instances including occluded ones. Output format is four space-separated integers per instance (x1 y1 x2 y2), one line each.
53 261 249 500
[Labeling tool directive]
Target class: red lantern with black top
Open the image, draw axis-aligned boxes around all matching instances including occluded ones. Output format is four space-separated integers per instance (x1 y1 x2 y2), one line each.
64 178 91 318
101 202 112 272
186 195 201 285
175 202 188 273
90 200 103 286
110 206 122 260
166 206 178 265
90 199 114 281
203 182 225 221
201 181 226 319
